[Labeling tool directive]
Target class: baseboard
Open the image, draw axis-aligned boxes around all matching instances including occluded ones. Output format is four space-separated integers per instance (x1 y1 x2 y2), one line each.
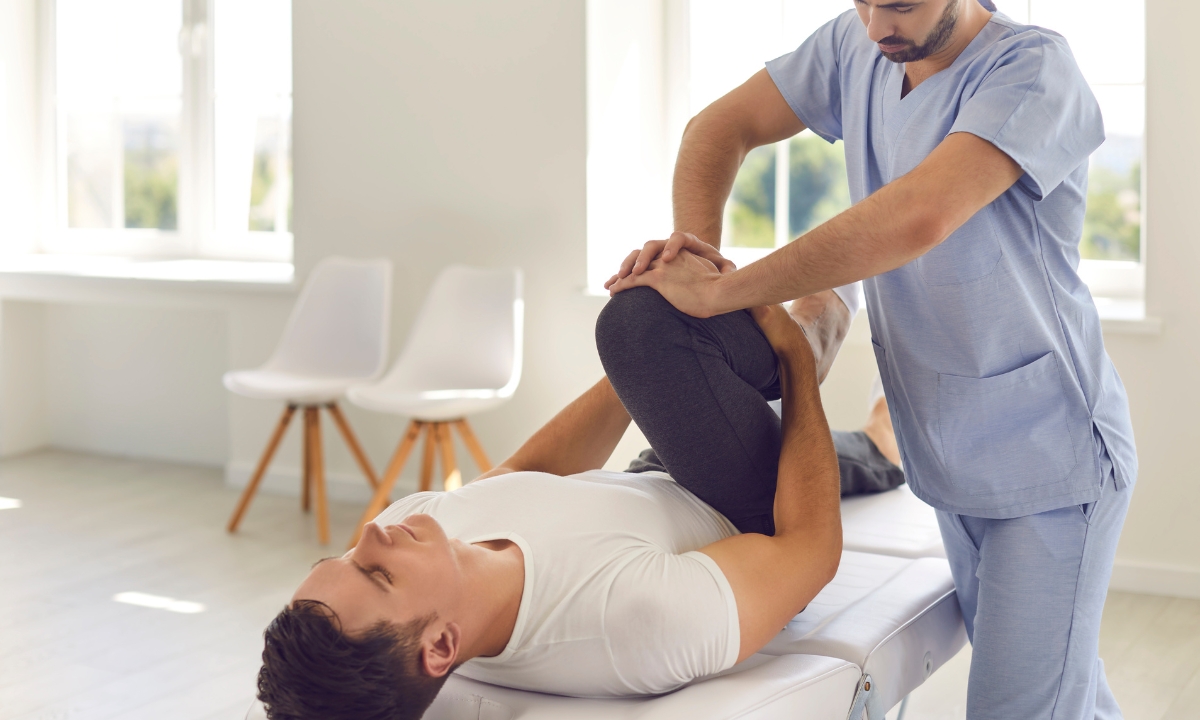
1110 559 1200 600
224 461 420 503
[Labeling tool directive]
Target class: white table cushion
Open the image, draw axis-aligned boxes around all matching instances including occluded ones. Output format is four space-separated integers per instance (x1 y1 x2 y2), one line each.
762 551 966 718
223 369 371 403
424 654 861 720
841 485 946 559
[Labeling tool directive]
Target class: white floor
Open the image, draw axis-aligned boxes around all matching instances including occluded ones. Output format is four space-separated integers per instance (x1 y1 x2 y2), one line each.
1 450 1197 720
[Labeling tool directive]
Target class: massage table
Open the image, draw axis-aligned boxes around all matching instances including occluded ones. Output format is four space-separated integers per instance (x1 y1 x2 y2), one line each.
247 486 963 720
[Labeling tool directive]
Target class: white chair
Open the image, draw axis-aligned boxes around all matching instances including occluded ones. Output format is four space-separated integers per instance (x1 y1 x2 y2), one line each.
346 265 523 545
225 256 392 544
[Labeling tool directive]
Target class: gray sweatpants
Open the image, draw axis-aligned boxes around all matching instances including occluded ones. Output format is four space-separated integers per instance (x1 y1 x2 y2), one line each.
597 287 903 536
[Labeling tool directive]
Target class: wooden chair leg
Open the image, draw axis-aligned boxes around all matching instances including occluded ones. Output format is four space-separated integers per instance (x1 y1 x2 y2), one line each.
302 407 313 512
453 419 492 473
326 402 380 489
228 404 297 533
349 420 424 548
419 422 437 493
438 423 462 491
310 407 330 545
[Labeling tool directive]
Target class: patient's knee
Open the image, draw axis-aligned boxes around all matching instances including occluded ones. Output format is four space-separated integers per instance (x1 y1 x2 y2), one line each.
595 287 676 365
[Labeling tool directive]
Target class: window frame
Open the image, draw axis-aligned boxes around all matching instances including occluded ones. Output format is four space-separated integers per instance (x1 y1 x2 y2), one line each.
37 0 292 262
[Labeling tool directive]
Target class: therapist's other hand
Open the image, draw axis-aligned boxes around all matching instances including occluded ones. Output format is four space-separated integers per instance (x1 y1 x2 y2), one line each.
602 232 736 291
607 249 726 318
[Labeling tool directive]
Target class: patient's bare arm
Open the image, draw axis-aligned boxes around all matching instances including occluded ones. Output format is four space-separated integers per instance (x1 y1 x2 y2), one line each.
475 378 632 481
698 304 842 663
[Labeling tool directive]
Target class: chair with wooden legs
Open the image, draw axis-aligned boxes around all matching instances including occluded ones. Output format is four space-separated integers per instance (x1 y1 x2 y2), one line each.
223 257 393 544
346 265 523 546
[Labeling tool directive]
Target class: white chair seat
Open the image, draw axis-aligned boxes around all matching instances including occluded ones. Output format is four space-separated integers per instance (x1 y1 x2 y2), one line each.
841 484 946 559
224 369 374 404
346 385 513 421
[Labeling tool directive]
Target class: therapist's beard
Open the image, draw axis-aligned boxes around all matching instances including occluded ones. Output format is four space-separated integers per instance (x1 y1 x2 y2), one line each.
879 0 960 64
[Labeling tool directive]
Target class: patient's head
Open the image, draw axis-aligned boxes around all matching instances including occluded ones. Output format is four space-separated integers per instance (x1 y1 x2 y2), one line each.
257 515 466 719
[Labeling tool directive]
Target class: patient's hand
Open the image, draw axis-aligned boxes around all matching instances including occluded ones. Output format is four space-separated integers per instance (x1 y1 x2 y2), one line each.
748 304 815 369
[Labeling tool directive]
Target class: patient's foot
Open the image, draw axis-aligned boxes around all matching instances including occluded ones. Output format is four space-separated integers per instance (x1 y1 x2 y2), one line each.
862 392 902 467
785 290 851 384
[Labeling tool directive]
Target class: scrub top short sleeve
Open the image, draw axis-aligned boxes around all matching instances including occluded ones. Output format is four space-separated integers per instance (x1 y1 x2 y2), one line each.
766 11 859 143
949 31 1104 200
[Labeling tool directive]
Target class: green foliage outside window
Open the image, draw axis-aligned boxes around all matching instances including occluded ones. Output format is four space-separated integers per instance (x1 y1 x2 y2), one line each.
123 149 178 230
1081 161 1140 261
728 133 851 248
729 145 777 248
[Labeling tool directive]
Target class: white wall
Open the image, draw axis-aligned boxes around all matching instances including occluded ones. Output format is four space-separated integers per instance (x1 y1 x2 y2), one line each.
0 0 39 256
278 0 626 495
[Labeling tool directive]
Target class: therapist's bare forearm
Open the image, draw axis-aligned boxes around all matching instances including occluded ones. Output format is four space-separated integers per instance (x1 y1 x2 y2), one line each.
671 117 746 248
703 133 1023 314
499 378 631 477
713 182 941 313
771 342 841 547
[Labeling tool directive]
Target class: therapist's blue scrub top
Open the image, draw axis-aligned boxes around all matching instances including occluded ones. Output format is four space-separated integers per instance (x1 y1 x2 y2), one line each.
766 5 1137 518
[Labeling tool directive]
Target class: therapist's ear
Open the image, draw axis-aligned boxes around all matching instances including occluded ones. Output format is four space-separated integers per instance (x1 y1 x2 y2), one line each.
421 621 461 678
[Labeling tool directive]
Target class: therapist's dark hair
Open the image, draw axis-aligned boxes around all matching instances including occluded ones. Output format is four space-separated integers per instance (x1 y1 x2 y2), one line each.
257 600 448 720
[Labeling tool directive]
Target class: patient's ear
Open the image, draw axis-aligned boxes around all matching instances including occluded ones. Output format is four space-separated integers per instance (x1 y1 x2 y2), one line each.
421 621 461 678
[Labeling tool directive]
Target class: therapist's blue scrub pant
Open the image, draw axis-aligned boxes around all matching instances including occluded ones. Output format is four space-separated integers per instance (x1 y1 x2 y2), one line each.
936 471 1130 720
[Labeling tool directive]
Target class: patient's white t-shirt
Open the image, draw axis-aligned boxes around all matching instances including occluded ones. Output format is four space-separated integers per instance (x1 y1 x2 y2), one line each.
373 469 740 697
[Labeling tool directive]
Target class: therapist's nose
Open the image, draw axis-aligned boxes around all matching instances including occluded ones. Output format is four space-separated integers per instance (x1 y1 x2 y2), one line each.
859 7 895 43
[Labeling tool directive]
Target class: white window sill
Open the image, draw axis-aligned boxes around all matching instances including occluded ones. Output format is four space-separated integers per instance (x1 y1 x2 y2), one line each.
1094 297 1162 335
0 254 294 287
0 254 297 308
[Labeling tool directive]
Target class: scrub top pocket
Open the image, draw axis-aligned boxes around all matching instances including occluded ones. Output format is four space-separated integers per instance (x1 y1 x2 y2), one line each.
937 352 1079 497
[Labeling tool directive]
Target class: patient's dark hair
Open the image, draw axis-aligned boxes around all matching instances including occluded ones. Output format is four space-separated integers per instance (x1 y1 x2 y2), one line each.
257 600 447 720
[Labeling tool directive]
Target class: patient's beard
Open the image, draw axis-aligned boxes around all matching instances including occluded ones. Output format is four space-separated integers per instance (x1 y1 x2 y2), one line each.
879 0 960 64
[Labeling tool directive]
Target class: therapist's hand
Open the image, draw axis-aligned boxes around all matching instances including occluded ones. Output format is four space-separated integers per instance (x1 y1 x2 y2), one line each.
602 232 736 291
607 249 728 318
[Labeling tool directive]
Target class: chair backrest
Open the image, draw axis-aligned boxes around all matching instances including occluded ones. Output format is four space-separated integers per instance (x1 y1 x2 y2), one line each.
265 256 393 379
381 265 523 395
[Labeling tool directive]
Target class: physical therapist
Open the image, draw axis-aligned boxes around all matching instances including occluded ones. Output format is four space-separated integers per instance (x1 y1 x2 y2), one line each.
606 0 1136 718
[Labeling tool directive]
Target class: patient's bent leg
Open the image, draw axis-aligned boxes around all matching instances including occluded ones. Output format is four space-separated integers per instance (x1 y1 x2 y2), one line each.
597 287 782 534
627 431 905 498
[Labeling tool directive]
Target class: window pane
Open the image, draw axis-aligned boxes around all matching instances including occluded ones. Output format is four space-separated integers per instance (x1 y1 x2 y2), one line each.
248 114 291 232
57 0 182 230
123 114 179 230
1083 85 1143 262
1031 0 1144 85
689 0 784 116
213 0 293 235
788 132 850 237
65 112 117 228
781 0 856 49
727 144 776 248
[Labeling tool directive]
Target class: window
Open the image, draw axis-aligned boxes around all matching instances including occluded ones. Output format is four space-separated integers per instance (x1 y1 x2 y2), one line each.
690 0 851 256
587 0 1146 304
44 0 292 261
995 0 1145 305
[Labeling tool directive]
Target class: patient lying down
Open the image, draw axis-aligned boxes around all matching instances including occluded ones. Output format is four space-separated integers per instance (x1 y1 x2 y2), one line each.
255 287 903 720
